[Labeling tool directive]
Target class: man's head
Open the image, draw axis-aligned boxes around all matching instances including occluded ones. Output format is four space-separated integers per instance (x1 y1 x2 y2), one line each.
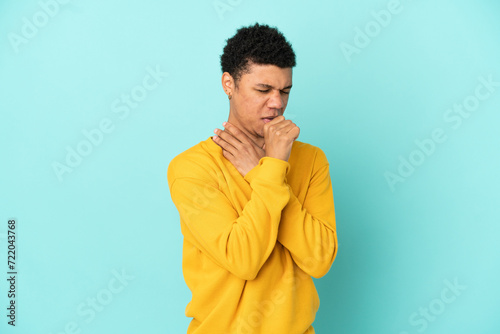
220 23 296 144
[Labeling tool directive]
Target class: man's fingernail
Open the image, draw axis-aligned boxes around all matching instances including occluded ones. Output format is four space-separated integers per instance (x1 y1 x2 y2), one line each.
222 122 227 126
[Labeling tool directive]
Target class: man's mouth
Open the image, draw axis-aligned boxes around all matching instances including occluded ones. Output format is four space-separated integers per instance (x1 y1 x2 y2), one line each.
262 116 277 123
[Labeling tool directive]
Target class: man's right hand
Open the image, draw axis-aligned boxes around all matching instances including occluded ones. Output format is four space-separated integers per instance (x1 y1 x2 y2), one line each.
263 116 300 162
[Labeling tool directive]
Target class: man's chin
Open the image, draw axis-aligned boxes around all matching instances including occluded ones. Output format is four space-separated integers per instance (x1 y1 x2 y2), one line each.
255 128 265 139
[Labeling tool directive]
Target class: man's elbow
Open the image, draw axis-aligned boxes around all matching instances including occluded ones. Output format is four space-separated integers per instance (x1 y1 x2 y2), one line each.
303 241 338 279
310 257 336 279
225 253 266 280
230 265 261 281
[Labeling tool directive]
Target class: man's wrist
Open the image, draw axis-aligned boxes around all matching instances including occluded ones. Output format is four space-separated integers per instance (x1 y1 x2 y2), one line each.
243 163 259 182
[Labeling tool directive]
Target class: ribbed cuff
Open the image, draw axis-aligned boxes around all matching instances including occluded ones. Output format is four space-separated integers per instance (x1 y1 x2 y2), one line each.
244 163 260 183
245 157 290 184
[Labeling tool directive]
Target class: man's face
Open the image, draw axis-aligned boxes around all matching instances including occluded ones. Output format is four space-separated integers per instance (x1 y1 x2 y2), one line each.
226 62 293 143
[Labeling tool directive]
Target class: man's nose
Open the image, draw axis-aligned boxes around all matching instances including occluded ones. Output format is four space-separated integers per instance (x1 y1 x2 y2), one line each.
267 90 285 110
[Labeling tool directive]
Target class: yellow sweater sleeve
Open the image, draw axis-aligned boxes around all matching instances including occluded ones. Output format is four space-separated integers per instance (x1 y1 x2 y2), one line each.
168 156 291 281
277 148 338 278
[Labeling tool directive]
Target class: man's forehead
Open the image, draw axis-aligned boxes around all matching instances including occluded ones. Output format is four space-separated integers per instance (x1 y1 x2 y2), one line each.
246 62 292 74
243 63 293 87
256 83 293 89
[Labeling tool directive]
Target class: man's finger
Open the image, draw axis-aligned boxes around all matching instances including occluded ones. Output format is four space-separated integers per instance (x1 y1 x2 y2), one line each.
213 131 238 155
280 122 298 133
263 116 286 131
269 115 285 124
221 148 234 159
223 122 255 145
216 128 243 150
266 120 296 136
223 122 263 150
273 120 295 133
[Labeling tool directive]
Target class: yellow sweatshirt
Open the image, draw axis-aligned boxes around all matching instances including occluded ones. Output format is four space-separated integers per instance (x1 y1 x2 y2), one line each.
167 136 338 334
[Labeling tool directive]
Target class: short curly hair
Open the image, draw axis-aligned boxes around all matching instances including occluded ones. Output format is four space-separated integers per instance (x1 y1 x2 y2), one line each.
220 23 296 87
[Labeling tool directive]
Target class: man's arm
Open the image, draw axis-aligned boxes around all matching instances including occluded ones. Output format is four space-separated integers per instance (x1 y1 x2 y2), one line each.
168 155 290 281
214 121 337 278
278 148 338 278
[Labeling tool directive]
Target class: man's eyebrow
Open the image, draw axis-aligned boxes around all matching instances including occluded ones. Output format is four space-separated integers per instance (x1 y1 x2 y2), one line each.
256 83 293 90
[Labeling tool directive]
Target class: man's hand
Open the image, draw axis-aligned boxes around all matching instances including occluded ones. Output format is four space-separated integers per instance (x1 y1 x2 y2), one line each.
263 116 300 162
213 122 265 176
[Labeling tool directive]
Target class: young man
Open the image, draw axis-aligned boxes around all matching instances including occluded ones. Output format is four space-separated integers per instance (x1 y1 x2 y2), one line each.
167 23 338 334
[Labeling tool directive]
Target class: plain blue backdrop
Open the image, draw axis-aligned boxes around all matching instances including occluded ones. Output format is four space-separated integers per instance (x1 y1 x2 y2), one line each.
1 0 499 333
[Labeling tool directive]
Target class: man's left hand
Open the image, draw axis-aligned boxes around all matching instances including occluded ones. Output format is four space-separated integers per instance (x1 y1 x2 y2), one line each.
213 122 265 176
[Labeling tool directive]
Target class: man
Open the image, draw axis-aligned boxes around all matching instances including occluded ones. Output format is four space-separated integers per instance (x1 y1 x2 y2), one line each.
167 23 338 334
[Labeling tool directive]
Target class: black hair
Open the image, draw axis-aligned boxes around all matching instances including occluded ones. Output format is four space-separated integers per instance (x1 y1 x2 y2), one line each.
220 23 296 86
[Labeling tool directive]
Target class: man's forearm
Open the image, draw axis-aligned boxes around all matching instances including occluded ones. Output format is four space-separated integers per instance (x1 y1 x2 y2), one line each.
277 164 338 278
169 156 291 281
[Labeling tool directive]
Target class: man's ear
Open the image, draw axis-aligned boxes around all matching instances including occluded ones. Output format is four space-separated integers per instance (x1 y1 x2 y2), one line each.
221 72 234 97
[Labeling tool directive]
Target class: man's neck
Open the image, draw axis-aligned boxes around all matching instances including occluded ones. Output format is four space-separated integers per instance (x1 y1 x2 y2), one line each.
227 115 265 148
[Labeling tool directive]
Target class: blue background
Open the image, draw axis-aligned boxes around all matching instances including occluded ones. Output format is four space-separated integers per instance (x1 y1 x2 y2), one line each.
1 0 499 333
